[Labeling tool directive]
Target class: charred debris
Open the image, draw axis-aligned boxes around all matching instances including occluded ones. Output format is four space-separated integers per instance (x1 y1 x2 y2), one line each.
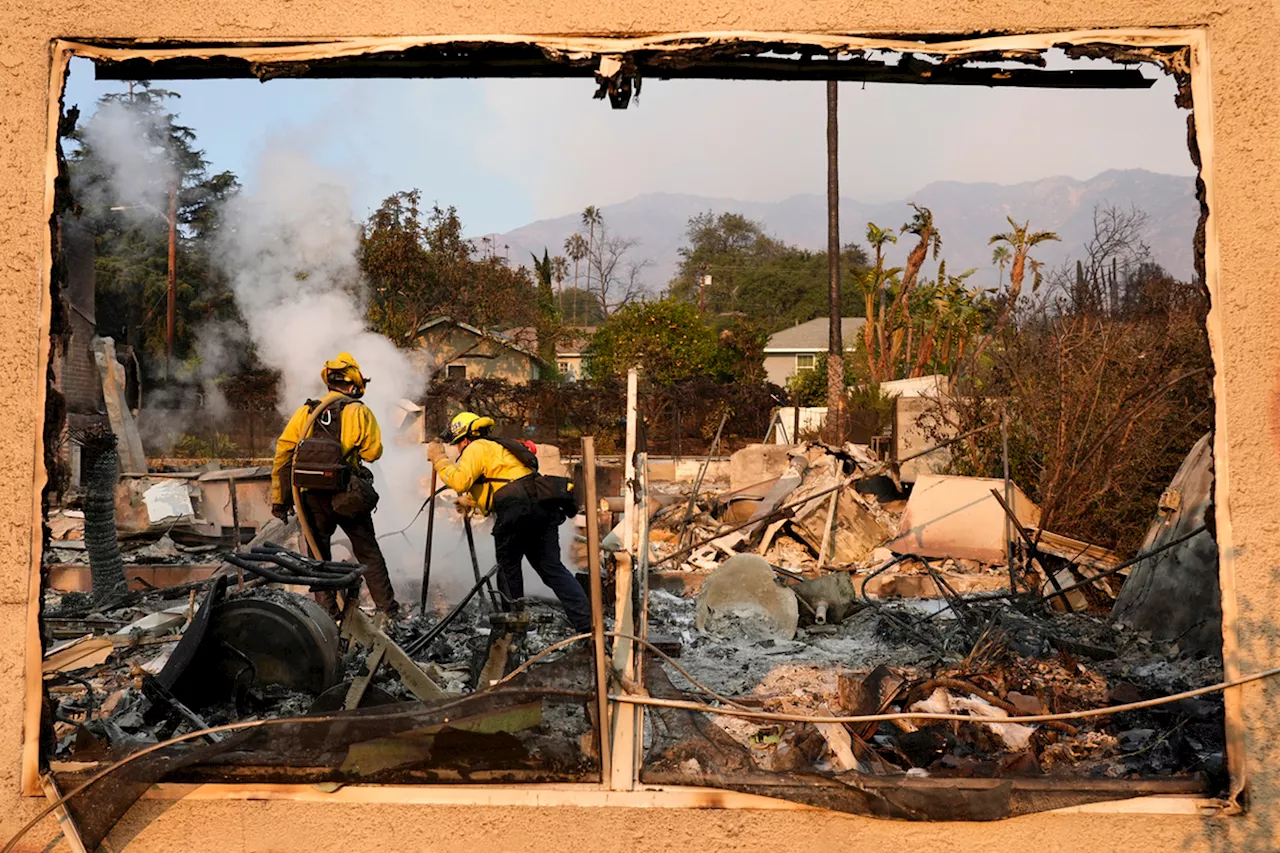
39 425 1224 834
639 433 1223 796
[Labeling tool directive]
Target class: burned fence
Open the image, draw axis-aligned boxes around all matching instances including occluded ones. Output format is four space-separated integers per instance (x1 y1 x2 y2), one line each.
420 377 784 457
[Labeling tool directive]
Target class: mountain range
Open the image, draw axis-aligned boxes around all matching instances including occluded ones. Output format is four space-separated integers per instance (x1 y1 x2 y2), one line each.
485 169 1199 291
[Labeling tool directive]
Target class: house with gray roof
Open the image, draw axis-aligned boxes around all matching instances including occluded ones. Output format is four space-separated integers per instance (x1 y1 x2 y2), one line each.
763 317 866 387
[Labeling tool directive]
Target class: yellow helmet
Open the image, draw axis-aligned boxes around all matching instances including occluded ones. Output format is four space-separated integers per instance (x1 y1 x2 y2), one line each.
321 352 369 396
443 411 495 445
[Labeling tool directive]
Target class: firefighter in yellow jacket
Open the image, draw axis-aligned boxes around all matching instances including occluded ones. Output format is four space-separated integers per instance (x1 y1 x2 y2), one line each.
271 353 401 619
428 412 592 633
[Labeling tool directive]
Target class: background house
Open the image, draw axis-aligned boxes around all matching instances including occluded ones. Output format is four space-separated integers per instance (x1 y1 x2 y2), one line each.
504 326 596 381
413 317 546 384
763 316 866 387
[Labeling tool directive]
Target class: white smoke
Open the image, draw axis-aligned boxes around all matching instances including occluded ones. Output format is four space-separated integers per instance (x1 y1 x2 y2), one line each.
77 98 179 223
212 146 560 608
76 96 244 432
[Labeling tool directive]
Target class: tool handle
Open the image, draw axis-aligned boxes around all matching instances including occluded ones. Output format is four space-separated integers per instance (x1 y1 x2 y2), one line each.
420 468 439 612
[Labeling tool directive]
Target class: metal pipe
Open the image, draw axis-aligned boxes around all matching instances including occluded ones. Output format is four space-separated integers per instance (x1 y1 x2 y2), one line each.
988 487 1065 597
1041 524 1209 605
582 436 612 783
401 564 501 657
677 410 729 548
420 468 438 613
462 511 500 610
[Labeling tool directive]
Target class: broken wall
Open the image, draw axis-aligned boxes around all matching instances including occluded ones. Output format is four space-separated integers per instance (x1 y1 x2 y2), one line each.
0 3 1278 853
892 395 958 483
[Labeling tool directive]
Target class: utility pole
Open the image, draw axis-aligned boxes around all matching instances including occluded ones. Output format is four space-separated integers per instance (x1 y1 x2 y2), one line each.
825 79 844 443
699 273 710 314
165 182 177 380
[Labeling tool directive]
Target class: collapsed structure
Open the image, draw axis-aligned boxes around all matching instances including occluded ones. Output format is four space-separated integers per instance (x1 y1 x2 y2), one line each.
34 407 1225 844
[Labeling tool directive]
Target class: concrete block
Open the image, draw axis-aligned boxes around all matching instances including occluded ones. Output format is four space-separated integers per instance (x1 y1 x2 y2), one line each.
729 443 796 491
889 474 1039 563
534 443 569 477
695 553 798 640
893 396 959 484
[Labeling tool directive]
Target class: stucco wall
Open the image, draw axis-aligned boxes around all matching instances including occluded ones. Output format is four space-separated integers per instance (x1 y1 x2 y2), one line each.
0 2 1277 851
764 353 804 387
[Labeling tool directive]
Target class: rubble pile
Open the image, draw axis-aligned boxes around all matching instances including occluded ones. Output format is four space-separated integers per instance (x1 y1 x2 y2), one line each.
645 589 1224 784
647 443 1034 602
38 428 1226 825
43 584 209 760
43 566 589 770
636 439 1226 788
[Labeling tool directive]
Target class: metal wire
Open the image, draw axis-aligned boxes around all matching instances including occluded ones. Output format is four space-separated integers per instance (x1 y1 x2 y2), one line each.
612 664 1280 726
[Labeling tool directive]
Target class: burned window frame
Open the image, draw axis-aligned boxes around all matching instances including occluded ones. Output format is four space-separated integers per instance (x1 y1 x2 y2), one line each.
24 28 1242 822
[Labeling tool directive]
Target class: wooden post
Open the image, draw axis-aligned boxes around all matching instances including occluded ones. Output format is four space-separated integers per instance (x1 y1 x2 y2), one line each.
1002 405 1016 592
623 368 639 553
816 487 840 569
609 369 641 790
825 79 844 444
582 436 611 785
792 386 801 446
166 182 177 379
672 403 680 465
229 478 242 550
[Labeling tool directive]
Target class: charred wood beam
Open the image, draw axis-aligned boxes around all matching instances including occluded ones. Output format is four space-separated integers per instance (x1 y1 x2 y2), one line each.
93 51 1153 89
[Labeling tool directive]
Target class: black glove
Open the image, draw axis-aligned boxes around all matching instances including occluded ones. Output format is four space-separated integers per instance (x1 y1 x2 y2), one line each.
272 503 292 522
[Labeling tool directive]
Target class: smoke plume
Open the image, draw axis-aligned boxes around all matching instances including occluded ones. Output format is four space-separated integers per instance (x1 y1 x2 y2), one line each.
76 97 180 218
212 146 555 607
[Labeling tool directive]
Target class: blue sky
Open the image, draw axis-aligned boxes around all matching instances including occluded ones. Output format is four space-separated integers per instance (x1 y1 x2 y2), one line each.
63 53 1195 237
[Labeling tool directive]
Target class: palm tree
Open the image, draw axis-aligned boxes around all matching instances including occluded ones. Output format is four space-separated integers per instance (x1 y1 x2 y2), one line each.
860 222 898 381
992 244 1011 288
964 216 1061 372
581 206 602 298
886 204 941 377
563 233 588 322
911 262 975 377
900 204 942 293
552 255 569 298
988 217 1060 317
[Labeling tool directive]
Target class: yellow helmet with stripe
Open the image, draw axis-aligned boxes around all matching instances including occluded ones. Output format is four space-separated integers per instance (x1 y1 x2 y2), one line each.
443 411 495 444
321 352 369 396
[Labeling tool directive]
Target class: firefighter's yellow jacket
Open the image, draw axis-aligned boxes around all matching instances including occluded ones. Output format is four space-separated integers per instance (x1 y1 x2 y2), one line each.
270 398 383 505
432 438 533 515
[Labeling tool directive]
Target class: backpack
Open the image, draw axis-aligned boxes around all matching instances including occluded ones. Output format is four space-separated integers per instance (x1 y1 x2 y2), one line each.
292 399 351 491
477 438 580 524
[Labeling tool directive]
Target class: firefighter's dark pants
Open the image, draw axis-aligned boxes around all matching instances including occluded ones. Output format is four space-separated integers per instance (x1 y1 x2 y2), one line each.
493 487 592 634
302 490 400 618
